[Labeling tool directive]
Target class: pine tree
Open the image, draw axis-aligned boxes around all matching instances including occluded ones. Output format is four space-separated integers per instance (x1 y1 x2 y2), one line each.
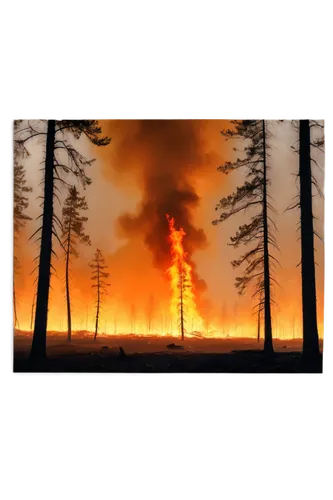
62 185 91 342
13 138 32 327
30 292 36 333
177 261 191 340
14 120 110 360
14 163 32 234
288 120 324 363
213 120 278 354
257 301 261 343
90 249 110 340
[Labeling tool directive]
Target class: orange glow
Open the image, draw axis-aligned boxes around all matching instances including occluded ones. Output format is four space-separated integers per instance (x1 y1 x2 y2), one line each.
166 214 203 338
14 120 324 343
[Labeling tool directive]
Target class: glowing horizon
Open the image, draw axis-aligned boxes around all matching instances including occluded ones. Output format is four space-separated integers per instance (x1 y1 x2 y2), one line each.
14 120 325 345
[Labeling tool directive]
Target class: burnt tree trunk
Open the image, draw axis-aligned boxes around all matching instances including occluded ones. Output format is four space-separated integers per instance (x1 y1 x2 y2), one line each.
85 306 89 331
30 293 35 332
262 120 274 354
30 120 56 361
11 265 18 328
94 266 100 340
65 225 72 342
179 267 185 341
257 307 261 343
299 120 320 360
292 319 295 340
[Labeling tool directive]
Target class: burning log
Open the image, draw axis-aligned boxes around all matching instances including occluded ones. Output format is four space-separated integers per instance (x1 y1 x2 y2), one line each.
166 343 184 350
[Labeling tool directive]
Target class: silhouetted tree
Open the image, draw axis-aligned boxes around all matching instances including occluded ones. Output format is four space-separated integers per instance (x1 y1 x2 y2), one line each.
257 290 263 343
145 294 155 334
62 185 91 342
291 315 296 340
213 120 278 354
179 277 185 339
220 301 227 336
233 301 239 337
85 305 89 331
30 292 36 333
14 120 110 360
14 162 32 233
13 138 32 327
288 120 324 362
130 303 137 334
177 264 191 340
202 301 212 336
90 249 110 340
299 120 320 360
257 302 261 342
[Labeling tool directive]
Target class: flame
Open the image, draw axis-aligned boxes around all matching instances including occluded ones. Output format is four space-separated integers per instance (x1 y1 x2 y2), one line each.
166 214 203 339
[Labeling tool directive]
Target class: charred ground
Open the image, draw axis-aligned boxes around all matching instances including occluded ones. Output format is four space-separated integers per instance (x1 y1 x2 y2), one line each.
13 333 323 373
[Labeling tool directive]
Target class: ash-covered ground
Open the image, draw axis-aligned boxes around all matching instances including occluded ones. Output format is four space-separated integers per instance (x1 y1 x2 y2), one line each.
13 331 323 373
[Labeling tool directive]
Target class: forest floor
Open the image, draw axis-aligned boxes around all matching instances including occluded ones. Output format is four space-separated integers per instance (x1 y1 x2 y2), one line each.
13 332 323 373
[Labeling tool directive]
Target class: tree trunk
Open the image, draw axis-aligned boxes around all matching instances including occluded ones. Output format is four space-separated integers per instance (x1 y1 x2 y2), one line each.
180 269 185 341
65 227 72 342
94 300 99 340
299 120 320 360
262 120 274 354
257 307 260 343
13 285 18 328
30 293 36 332
30 120 56 361
94 267 100 340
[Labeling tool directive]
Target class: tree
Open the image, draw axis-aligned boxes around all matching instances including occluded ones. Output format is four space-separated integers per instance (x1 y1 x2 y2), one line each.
90 249 110 340
13 140 32 327
145 294 155 334
290 120 323 361
299 120 323 361
130 303 137 334
14 162 32 234
202 300 212 336
62 185 91 342
30 292 36 333
291 314 296 340
166 214 195 341
14 120 110 360
178 264 190 340
213 120 278 354
233 301 239 337
220 301 227 336
256 290 263 343
257 299 261 343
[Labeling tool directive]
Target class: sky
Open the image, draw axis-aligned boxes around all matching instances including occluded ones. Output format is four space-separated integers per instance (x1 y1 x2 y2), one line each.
14 120 325 338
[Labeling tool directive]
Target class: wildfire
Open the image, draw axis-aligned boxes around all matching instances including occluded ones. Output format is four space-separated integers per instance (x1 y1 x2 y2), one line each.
166 214 202 339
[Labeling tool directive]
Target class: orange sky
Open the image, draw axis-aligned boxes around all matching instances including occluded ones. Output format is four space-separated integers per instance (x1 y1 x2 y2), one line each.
14 120 325 338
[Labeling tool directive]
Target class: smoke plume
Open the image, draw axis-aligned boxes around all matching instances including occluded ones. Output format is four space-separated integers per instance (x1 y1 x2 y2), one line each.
98 120 225 297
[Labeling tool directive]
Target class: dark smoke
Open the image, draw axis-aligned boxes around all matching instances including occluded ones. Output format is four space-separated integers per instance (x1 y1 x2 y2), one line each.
100 120 221 295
